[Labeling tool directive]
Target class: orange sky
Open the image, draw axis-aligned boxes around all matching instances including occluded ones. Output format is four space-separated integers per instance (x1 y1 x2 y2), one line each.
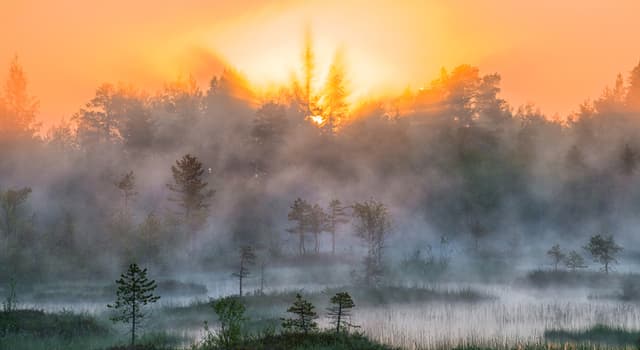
1 0 639 128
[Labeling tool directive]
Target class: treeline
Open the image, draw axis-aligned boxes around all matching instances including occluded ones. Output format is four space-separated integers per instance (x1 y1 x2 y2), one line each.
2 46 640 278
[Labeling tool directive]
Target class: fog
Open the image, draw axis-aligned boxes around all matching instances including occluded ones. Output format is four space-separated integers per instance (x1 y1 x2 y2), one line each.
2 41 640 349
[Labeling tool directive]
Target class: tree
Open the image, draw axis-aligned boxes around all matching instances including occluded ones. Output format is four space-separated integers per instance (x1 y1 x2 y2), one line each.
232 245 256 297
281 293 318 335
547 244 565 271
584 234 622 274
0 56 39 144
321 50 349 133
564 250 587 272
115 171 137 214
0 187 32 243
167 154 214 225
352 200 391 285
2 278 17 312
626 60 640 111
326 199 349 255
620 143 638 176
108 263 160 347
308 204 327 254
327 292 357 333
212 296 246 348
300 27 317 117
288 198 311 256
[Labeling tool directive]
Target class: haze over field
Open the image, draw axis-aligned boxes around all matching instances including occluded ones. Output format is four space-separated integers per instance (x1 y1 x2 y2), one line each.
2 2 640 350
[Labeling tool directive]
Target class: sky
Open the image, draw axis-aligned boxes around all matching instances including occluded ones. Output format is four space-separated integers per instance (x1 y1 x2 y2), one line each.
1 0 639 127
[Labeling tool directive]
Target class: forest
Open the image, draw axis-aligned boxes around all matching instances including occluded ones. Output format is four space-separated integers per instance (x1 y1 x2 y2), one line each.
2 34 640 349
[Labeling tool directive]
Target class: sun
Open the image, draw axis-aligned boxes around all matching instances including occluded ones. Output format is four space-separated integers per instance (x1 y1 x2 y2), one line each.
308 115 324 126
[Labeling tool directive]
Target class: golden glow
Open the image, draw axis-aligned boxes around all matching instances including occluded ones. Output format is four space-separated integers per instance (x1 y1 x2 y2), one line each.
2 0 640 127
309 115 324 126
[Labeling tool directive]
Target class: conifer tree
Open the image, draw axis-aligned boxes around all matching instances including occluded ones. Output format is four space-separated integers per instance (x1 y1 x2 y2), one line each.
108 263 160 347
232 245 256 297
327 292 358 333
546 244 565 271
327 199 349 255
167 154 214 226
288 198 311 256
281 293 318 334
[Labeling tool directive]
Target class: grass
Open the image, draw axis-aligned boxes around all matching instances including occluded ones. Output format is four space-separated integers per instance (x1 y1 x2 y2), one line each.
0 309 185 350
544 325 640 346
189 330 398 350
0 309 110 337
521 270 640 290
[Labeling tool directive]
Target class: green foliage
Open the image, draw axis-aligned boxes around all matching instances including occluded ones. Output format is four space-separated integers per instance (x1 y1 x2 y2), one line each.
564 250 587 272
352 200 391 285
288 198 312 256
546 244 565 271
584 234 622 274
0 309 109 338
0 187 31 237
326 199 349 255
211 296 247 348
108 263 160 346
544 324 640 346
327 292 357 333
167 154 214 225
232 245 256 297
282 293 318 335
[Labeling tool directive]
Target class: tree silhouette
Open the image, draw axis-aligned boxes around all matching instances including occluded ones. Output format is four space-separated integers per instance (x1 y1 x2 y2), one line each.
115 171 137 214
0 56 39 144
584 234 622 274
108 263 160 347
322 50 349 134
547 244 565 271
327 199 349 255
281 293 318 335
620 143 638 176
167 154 214 226
327 292 358 333
352 200 391 285
232 245 256 297
564 250 587 272
308 204 327 254
288 198 311 256
0 187 31 241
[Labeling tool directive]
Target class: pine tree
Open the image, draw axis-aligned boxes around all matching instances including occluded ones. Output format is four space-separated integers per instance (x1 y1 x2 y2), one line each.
288 198 311 256
0 56 39 143
308 204 327 254
107 263 160 347
321 50 349 134
167 154 214 226
584 234 622 274
232 246 256 297
352 200 391 285
327 292 358 333
115 171 137 214
546 244 565 271
281 293 318 334
327 199 349 255
564 250 587 272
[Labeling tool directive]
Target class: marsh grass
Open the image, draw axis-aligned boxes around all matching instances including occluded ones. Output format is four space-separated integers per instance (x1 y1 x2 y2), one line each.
544 325 640 346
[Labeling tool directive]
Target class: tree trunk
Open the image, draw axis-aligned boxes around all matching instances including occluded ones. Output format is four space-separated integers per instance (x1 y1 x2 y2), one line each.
131 308 136 347
336 303 342 333
332 230 336 255
314 232 319 253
